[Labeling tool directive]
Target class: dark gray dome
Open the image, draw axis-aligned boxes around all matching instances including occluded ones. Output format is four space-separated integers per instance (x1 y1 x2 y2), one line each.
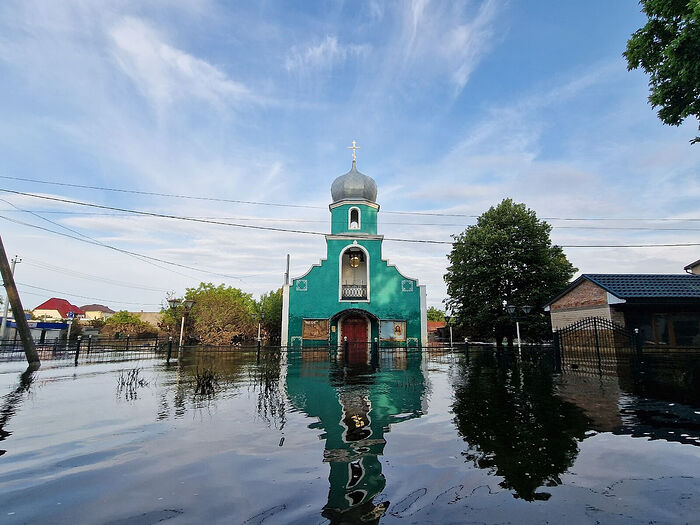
331 162 377 203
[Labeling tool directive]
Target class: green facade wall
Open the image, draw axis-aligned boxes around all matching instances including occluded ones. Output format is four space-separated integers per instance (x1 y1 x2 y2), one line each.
287 235 424 347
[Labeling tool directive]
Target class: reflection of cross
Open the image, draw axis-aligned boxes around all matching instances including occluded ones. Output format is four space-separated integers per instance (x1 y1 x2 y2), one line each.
347 140 360 162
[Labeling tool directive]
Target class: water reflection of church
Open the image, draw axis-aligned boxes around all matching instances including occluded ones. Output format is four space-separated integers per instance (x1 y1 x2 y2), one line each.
285 351 426 522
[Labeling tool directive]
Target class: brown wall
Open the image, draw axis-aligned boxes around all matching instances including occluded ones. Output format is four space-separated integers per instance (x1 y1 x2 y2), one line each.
551 280 607 311
550 279 614 331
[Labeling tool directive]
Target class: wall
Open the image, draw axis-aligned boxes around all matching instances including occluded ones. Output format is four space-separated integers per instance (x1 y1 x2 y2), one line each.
129 311 164 328
287 237 424 346
550 280 612 331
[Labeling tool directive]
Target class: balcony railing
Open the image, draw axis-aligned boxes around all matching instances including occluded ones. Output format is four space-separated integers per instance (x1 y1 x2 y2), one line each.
342 284 367 300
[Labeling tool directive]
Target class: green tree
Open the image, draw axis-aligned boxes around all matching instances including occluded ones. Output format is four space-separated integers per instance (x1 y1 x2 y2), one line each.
624 0 700 144
258 288 283 344
427 306 445 322
444 199 576 348
161 283 257 346
102 310 157 339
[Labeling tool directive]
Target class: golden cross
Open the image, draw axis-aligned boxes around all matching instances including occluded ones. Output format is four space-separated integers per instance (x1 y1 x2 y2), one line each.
347 140 360 162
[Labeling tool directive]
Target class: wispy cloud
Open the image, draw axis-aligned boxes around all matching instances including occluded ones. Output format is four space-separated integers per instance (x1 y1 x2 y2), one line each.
285 35 369 72
109 16 260 110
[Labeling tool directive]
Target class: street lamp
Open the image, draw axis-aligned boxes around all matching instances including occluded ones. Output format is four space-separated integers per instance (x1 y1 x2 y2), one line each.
168 298 195 349
505 305 532 352
445 314 453 348
255 311 265 343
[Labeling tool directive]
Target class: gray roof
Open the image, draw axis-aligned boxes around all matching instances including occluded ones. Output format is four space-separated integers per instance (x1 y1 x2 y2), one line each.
545 273 700 307
584 274 700 298
330 161 377 203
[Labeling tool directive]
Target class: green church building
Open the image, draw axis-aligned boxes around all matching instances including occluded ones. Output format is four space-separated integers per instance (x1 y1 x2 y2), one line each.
281 151 427 348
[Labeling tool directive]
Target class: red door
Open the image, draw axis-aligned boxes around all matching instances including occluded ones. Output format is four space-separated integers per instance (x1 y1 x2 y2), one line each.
341 316 368 362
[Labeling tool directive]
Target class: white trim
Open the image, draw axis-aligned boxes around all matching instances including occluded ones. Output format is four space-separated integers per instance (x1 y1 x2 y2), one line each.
419 285 427 346
325 234 384 241
348 206 361 230
329 200 380 211
606 292 626 305
281 284 290 345
338 244 370 303
291 256 327 281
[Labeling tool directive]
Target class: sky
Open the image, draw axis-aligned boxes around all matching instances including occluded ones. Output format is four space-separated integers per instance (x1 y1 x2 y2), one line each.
0 0 698 313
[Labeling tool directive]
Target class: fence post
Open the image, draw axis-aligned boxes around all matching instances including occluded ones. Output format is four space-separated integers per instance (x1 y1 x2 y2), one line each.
125 334 130 352
87 334 92 354
257 338 261 363
553 331 562 373
593 318 602 373
464 338 469 357
634 328 643 360
167 336 173 362
154 335 159 351
74 335 82 364
344 336 348 362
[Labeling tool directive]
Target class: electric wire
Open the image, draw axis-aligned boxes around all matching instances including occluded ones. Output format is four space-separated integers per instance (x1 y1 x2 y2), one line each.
2 174 699 221
22 258 170 293
0 214 248 279
13 282 162 307
2 208 700 231
2 189 700 248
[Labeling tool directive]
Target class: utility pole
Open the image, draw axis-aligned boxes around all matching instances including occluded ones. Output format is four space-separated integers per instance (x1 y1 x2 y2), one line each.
0 236 39 365
0 255 21 341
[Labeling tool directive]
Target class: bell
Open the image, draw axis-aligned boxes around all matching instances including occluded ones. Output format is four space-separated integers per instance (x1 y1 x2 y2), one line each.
349 254 361 268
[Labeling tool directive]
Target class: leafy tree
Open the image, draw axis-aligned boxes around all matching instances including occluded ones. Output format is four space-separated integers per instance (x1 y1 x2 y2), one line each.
102 310 157 339
427 306 445 322
624 0 700 144
258 288 283 344
444 199 576 348
161 283 257 346
452 352 590 500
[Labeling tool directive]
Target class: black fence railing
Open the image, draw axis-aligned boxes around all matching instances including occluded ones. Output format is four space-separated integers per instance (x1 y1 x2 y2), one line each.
341 284 367 299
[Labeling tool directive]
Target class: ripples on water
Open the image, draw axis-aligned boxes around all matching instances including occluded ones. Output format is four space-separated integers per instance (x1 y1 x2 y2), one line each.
0 347 699 524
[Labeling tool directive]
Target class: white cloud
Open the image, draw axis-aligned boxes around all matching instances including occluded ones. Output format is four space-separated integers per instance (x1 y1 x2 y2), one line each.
109 16 260 110
285 35 369 72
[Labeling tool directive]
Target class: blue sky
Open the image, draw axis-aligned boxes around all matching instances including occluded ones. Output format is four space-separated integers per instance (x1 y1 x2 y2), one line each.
0 0 698 311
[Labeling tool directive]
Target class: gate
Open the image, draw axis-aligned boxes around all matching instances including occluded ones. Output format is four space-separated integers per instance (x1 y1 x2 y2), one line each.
555 317 639 374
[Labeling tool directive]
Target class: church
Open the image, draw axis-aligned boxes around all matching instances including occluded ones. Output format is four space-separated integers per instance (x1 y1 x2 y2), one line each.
281 144 427 348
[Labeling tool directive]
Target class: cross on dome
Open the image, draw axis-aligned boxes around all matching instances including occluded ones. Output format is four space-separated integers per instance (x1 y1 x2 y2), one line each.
347 140 360 163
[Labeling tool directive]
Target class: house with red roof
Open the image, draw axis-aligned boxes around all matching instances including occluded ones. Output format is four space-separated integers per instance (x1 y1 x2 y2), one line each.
33 298 85 321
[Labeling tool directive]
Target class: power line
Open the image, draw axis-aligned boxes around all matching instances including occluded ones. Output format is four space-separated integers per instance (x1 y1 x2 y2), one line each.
2 189 700 248
0 214 248 280
3 174 700 222
22 258 169 293
13 282 162 307
2 208 700 231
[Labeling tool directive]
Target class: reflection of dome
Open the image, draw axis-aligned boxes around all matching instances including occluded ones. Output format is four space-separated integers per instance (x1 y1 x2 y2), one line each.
331 162 377 203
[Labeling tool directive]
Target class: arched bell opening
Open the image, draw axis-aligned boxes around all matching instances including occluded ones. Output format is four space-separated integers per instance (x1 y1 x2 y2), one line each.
340 245 369 301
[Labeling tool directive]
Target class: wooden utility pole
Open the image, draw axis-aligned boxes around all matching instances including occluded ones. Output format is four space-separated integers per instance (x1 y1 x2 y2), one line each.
0 236 39 365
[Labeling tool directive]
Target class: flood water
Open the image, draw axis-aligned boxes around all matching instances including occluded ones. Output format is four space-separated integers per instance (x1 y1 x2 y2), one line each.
1 348 699 524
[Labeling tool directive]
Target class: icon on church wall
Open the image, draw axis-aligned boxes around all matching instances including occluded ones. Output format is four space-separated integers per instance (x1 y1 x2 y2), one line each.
380 320 406 341
303 319 329 340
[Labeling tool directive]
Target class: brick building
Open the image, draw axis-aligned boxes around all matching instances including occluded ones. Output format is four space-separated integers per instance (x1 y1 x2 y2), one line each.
545 274 700 347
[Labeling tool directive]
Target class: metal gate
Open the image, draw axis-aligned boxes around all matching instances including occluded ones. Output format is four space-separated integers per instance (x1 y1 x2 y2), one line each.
554 317 640 374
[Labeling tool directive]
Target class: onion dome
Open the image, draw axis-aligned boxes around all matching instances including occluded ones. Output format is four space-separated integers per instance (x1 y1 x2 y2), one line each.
330 161 377 203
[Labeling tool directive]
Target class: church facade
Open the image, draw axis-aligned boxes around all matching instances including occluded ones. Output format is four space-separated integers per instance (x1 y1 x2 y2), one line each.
281 156 427 348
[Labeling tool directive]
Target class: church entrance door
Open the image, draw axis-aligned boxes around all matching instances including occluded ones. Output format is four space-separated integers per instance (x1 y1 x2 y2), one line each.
341 315 369 362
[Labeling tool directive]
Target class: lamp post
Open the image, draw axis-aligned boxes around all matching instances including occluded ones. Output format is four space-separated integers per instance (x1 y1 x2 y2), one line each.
505 305 532 352
445 315 453 348
256 311 265 343
168 298 195 349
